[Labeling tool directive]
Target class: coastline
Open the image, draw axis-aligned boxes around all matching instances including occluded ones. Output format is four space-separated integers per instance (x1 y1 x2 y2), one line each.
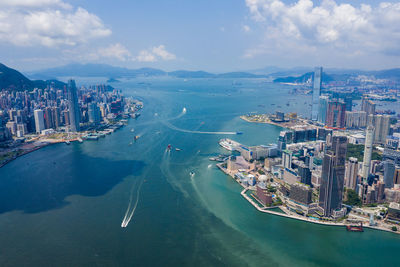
217 163 400 235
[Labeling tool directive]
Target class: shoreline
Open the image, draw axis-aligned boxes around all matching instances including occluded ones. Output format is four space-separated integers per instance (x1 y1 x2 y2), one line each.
217 163 400 235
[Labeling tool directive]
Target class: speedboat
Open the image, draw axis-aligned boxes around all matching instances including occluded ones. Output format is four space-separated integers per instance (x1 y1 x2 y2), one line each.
175 148 181 151
167 144 172 150
236 132 243 135
190 171 195 176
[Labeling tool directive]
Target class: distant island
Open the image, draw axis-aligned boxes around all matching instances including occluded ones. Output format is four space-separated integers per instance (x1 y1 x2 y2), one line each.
107 78 121 83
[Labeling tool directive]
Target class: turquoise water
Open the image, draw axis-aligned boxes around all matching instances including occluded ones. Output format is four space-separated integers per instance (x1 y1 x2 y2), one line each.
0 78 399 266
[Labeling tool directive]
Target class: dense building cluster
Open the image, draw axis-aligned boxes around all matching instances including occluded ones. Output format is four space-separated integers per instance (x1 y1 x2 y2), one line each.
0 79 138 142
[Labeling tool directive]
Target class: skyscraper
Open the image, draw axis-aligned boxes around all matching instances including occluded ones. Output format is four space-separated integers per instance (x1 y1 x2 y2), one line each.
319 135 347 217
362 126 375 181
326 99 346 128
67 79 80 132
384 160 395 189
34 109 45 134
367 114 390 144
361 97 376 116
345 157 358 190
318 95 329 124
312 67 322 121
88 102 101 124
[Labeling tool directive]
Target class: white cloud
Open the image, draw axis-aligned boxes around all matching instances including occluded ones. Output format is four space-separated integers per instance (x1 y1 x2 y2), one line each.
243 25 251 32
135 45 176 62
0 0 111 47
82 43 132 61
244 0 400 60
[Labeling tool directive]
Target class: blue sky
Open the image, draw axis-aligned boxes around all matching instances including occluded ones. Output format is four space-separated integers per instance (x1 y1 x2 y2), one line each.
0 0 399 72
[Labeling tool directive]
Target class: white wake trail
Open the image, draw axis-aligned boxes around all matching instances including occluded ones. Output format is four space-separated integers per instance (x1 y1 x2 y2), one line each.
121 179 144 228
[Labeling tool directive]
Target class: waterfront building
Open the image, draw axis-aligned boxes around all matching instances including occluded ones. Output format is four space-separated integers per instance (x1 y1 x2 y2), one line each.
34 109 45 134
256 182 273 206
384 160 395 189
361 97 376 116
319 136 347 217
43 107 54 129
326 99 346 128
52 107 61 128
312 67 322 121
5 121 17 135
67 79 80 132
367 114 390 144
345 157 358 190
387 202 400 222
290 183 312 204
318 95 329 124
362 126 375 181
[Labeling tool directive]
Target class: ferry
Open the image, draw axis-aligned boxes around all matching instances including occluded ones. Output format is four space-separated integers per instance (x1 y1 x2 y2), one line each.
346 224 364 232
219 139 240 151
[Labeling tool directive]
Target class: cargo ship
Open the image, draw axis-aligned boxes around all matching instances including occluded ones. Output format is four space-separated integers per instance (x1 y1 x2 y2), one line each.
346 224 364 232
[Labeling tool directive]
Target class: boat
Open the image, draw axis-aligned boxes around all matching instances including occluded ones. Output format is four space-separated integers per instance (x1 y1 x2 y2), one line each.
167 144 172 150
65 140 71 145
190 171 195 176
134 135 140 141
236 132 243 135
129 142 133 145
130 128 135 132
346 224 364 232
219 139 240 151
77 138 83 143
175 148 181 151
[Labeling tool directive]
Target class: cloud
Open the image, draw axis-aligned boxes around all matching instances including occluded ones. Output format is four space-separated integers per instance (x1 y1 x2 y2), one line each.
135 45 176 62
244 0 400 61
0 0 111 47
243 25 251 32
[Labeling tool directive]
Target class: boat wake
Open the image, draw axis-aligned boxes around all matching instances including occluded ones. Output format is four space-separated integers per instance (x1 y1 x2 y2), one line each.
121 178 145 228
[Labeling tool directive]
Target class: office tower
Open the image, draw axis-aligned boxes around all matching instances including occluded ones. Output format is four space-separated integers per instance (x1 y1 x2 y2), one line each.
345 111 367 129
67 79 80 132
367 114 390 144
298 163 312 186
43 107 54 129
318 95 329 124
384 160 395 189
282 150 293 169
289 183 312 204
52 107 61 128
326 99 346 128
319 135 347 217
344 96 352 112
362 126 375 181
361 97 376 116
345 157 358 190
394 167 400 185
34 109 45 134
88 102 101 124
312 67 322 121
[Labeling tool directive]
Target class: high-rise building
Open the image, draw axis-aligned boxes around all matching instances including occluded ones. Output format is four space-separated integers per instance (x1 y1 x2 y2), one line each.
367 114 390 144
282 150 293 169
319 136 347 217
43 107 54 129
318 95 329 124
88 102 101 124
394 167 400 185
384 160 395 189
312 67 322 121
34 109 45 134
326 99 346 128
345 111 367 129
298 163 312 186
361 97 376 116
345 157 358 190
344 96 352 112
362 126 375 181
52 107 61 128
67 79 80 132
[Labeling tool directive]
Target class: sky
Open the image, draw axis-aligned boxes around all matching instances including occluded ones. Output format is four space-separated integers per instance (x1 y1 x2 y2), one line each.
0 0 399 72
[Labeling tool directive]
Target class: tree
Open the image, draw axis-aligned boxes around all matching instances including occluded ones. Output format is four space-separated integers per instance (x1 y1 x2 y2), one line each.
391 226 397 232
343 189 362 207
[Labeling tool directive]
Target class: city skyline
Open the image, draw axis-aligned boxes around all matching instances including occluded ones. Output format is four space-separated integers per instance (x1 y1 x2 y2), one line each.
0 0 399 72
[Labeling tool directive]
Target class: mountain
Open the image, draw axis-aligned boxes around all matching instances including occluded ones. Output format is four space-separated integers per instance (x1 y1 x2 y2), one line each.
0 63 65 91
29 63 269 79
273 72 335 83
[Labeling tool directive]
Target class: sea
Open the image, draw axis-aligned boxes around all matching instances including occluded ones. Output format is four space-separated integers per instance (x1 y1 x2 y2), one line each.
0 77 399 266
